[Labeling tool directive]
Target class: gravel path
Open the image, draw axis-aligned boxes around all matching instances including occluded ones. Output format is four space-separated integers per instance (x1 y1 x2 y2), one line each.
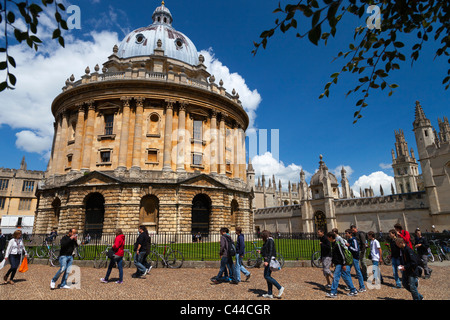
1 263 449 300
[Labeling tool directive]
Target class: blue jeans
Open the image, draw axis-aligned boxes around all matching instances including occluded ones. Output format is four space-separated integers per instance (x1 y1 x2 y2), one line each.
52 255 73 287
264 265 281 295
134 251 149 275
372 260 384 284
105 256 123 282
234 254 250 282
402 274 423 300
216 256 234 281
391 257 402 287
331 264 356 294
346 258 365 290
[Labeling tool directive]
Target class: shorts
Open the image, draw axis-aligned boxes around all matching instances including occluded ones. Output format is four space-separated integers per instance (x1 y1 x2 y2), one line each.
322 256 332 276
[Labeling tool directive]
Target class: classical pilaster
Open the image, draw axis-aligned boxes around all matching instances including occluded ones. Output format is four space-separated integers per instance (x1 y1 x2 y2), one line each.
81 100 95 171
118 96 132 169
72 104 86 171
57 109 69 174
131 97 144 169
218 113 226 175
233 124 239 179
176 101 187 172
210 110 218 174
163 99 174 171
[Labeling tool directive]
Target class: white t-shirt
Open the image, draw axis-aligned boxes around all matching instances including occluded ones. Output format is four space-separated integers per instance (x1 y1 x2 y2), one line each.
371 239 381 261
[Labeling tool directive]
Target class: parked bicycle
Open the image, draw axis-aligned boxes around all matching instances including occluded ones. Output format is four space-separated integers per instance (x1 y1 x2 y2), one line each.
382 243 392 265
93 244 133 268
243 241 285 269
146 242 184 268
429 240 449 262
311 250 322 268
35 238 59 258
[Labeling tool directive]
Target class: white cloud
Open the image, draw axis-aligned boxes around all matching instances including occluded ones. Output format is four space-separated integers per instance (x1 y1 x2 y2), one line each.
199 48 262 130
251 152 311 189
0 23 120 160
332 165 354 180
351 171 395 196
379 162 393 170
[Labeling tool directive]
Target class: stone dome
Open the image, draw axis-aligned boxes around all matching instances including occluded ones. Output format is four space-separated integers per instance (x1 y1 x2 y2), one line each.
116 2 199 66
310 155 338 186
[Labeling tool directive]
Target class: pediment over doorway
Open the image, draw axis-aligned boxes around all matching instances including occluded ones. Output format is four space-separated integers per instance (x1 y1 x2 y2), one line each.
67 171 122 187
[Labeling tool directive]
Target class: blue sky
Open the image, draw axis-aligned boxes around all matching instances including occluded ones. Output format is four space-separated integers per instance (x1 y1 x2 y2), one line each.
0 0 448 194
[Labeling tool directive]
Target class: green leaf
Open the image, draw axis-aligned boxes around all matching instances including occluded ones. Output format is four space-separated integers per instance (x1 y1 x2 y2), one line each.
8 73 17 86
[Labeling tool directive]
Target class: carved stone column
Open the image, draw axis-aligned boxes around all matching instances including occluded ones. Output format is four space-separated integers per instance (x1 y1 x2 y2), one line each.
81 101 95 171
233 124 239 179
72 104 85 171
118 97 131 169
131 97 144 169
176 101 187 172
162 99 174 171
218 113 226 175
210 110 218 174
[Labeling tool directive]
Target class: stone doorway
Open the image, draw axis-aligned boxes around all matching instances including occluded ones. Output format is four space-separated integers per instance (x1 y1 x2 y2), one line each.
84 193 105 238
191 194 211 236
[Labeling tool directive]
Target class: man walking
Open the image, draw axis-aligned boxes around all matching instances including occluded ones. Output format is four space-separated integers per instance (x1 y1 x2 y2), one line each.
414 228 432 279
350 224 368 281
50 228 78 289
132 225 151 278
233 227 251 283
317 228 333 289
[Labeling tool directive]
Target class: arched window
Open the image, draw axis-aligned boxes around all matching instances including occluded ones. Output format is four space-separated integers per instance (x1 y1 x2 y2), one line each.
140 195 159 232
230 199 239 229
314 211 327 233
192 194 211 235
84 193 105 238
147 113 161 137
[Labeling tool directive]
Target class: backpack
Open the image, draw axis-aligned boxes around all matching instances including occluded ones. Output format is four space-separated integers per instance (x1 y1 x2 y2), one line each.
338 242 353 266
226 236 236 256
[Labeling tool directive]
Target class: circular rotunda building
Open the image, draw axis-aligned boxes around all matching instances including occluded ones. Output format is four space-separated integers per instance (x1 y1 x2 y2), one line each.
34 2 252 236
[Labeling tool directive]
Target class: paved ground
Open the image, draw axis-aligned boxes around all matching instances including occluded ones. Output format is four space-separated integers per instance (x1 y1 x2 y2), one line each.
1 261 449 301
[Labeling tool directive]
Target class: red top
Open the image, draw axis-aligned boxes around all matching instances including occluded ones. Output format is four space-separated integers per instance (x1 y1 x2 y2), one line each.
112 234 125 257
398 230 413 249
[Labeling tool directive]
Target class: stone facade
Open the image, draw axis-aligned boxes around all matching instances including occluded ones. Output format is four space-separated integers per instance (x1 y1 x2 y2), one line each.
253 102 450 234
34 3 252 236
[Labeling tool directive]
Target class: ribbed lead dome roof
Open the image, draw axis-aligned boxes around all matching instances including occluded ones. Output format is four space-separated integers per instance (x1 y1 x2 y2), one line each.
117 2 199 65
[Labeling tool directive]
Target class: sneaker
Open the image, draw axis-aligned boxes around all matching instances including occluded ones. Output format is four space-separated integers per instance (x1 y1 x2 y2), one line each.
344 286 351 291
245 274 251 282
60 285 71 289
347 290 358 296
230 280 239 285
50 280 56 289
325 284 332 289
358 288 367 293
115 280 123 284
262 294 274 299
326 293 337 298
277 287 285 298
100 278 108 283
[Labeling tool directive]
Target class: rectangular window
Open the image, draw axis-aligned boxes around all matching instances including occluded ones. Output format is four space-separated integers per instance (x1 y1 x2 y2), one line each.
0 197 5 210
193 120 202 140
0 179 9 191
22 180 35 192
18 198 32 211
147 149 158 163
67 154 73 168
100 151 111 163
192 153 203 166
104 114 114 135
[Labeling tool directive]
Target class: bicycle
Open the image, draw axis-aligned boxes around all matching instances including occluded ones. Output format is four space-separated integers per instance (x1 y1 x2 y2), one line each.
35 238 59 258
243 241 285 269
146 242 184 268
94 244 133 268
430 240 448 262
382 243 392 265
311 250 322 268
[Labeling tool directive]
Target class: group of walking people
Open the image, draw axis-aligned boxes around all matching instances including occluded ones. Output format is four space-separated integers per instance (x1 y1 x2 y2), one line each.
318 223 427 300
211 227 284 299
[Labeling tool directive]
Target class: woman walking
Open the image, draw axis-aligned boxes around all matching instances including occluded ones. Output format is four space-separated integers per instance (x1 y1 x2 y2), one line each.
101 229 125 284
260 230 284 298
3 230 28 285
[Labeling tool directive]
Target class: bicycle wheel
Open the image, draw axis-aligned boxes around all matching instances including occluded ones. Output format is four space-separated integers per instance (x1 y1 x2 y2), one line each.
26 248 35 264
166 250 184 268
76 245 85 260
427 253 435 262
276 253 285 268
146 252 160 268
243 251 258 268
123 251 133 268
382 251 392 265
35 245 47 258
311 251 322 268
49 250 60 267
94 252 108 268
